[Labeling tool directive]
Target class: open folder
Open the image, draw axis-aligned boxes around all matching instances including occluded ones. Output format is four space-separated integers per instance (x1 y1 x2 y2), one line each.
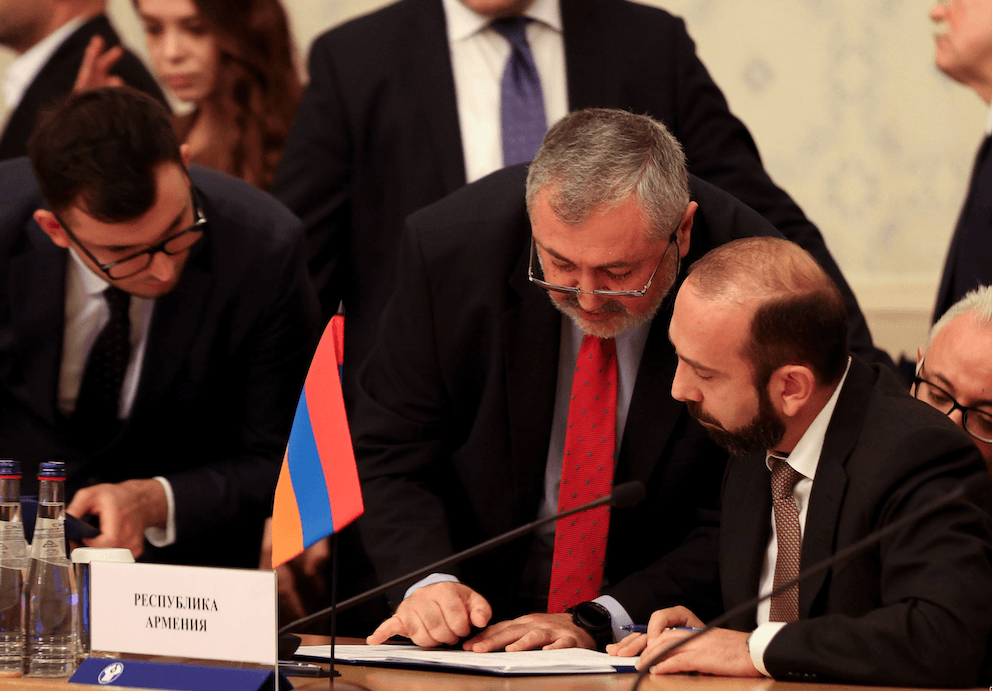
295 644 638 676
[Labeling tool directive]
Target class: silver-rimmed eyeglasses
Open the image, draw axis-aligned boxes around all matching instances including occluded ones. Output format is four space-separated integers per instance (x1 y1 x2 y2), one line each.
527 222 681 298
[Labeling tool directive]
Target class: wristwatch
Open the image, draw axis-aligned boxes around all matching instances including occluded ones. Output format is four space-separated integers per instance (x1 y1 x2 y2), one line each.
567 601 614 651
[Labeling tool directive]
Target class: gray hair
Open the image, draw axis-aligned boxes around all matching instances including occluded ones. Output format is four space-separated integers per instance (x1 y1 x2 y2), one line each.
925 285 992 353
525 108 689 239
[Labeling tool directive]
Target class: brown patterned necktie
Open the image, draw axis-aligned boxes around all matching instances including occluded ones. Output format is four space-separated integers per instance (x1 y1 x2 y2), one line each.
769 455 803 622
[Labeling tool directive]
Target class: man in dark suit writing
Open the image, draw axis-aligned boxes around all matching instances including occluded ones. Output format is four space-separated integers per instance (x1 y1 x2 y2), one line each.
0 87 320 567
355 108 791 652
612 236 992 686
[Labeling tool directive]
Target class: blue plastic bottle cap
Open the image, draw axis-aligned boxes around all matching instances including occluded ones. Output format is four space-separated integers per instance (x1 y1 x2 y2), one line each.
37 461 66 479
0 460 20 477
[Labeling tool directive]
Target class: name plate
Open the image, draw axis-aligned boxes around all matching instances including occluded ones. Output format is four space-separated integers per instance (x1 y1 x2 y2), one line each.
90 562 277 665
70 658 283 691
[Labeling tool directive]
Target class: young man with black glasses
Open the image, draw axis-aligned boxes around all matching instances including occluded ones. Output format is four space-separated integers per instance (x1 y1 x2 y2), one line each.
0 86 320 567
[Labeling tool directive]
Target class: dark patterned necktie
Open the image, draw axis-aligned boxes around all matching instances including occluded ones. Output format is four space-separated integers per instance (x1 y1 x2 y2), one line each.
547 336 617 613
491 17 547 166
73 286 131 446
769 455 803 622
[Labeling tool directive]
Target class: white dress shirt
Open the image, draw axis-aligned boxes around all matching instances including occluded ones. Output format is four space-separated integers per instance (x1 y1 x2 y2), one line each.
60 249 176 547
748 357 851 676
440 0 568 183
406 317 651 643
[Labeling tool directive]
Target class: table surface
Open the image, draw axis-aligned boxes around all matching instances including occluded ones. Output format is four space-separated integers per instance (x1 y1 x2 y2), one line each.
0 636 978 691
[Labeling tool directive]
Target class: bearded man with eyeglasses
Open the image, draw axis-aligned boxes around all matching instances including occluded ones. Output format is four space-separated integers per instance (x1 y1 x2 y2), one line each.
0 86 320 567
353 108 800 653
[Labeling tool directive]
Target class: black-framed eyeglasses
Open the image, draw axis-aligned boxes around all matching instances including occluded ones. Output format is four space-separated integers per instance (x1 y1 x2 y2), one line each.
527 217 682 298
913 359 992 444
55 192 206 280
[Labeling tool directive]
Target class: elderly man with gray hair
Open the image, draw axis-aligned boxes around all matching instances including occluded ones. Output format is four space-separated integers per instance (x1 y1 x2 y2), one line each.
915 285 992 470
350 107 877 653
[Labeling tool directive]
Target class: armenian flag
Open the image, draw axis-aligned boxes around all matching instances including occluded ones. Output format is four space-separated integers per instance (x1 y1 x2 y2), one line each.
271 315 363 568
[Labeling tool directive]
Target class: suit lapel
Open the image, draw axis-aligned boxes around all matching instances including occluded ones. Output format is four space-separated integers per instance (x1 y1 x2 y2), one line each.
504 241 560 519
404 0 467 194
7 226 67 426
617 298 680 484
129 233 212 416
799 359 873 617
720 452 771 629
561 0 606 111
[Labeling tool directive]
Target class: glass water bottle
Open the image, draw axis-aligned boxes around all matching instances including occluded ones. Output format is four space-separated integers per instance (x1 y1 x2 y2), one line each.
24 461 76 677
0 460 25 676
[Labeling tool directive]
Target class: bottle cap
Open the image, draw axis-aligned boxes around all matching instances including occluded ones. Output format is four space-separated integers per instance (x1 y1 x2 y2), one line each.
0 460 20 477
38 461 66 479
71 547 135 564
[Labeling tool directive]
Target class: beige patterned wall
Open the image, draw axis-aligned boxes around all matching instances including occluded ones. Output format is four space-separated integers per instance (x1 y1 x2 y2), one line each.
2 0 985 358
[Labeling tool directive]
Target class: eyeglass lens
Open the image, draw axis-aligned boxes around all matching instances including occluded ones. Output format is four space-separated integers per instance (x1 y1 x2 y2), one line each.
916 380 992 442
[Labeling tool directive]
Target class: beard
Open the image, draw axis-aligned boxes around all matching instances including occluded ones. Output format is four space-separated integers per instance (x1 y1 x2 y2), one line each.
552 293 662 339
686 384 786 456
547 251 677 339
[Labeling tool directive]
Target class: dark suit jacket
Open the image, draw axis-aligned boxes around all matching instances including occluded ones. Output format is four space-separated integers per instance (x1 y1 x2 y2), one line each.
0 157 321 567
933 136 992 323
351 165 780 622
720 357 992 687
271 0 891 406
0 15 168 161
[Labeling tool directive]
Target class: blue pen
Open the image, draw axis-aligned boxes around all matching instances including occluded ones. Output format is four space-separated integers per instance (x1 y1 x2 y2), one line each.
620 625 703 633
620 624 648 633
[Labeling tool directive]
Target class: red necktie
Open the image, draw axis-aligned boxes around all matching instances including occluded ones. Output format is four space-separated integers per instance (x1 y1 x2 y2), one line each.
769 455 803 622
547 336 617 613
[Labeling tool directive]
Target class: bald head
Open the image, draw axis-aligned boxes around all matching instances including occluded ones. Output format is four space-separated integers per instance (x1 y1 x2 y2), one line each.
685 236 850 388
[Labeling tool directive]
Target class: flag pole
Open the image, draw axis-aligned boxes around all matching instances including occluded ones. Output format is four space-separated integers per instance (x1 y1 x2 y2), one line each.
329 531 339 685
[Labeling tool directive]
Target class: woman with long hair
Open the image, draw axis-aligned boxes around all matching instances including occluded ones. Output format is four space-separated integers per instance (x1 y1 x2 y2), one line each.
140 0 301 190
81 0 301 190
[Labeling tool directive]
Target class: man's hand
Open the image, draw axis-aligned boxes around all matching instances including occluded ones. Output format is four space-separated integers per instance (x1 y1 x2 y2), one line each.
463 612 595 652
259 518 330 624
67 479 168 558
366 582 492 647
74 35 124 92
607 605 704 657
637 626 760 678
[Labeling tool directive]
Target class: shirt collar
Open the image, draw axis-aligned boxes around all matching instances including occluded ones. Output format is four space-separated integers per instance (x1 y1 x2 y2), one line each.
2 17 86 110
441 0 562 42
68 245 112 297
985 101 992 136
764 356 852 482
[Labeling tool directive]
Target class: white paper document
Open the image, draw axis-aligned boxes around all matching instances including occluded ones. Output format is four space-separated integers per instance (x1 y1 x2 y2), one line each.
296 644 638 676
